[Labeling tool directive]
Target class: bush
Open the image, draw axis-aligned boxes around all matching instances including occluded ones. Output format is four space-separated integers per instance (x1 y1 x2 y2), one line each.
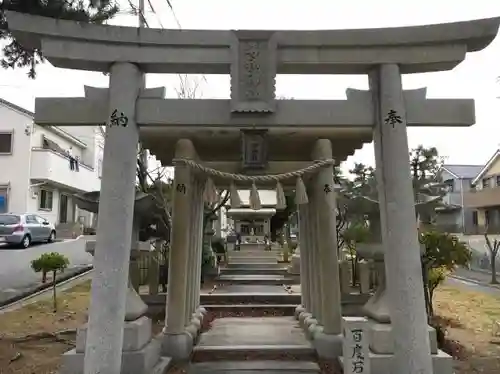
31 252 70 311
420 230 471 318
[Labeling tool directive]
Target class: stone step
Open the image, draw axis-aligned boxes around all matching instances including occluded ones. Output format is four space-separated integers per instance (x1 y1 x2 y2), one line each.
226 263 283 270
202 304 298 316
228 259 279 264
189 360 320 374
220 268 289 276
230 249 282 253
216 274 296 285
228 253 278 259
228 252 281 258
192 345 316 362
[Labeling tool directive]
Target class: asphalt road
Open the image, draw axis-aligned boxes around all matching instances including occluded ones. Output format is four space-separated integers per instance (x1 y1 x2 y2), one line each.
0 237 93 303
447 268 500 297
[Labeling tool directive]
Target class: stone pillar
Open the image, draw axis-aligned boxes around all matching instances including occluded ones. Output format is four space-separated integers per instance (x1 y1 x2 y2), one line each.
162 139 196 359
193 178 205 315
83 62 141 374
370 64 433 374
296 205 310 317
298 203 315 328
306 201 320 321
309 188 323 326
184 173 197 334
310 139 343 358
185 177 205 338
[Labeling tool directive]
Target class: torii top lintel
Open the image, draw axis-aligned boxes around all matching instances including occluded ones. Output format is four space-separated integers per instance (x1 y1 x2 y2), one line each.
6 11 500 76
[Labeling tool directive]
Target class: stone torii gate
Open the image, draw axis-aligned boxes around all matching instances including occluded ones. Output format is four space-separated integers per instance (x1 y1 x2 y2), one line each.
6 11 500 374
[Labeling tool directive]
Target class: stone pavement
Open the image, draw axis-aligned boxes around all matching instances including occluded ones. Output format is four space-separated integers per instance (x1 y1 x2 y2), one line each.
197 317 310 347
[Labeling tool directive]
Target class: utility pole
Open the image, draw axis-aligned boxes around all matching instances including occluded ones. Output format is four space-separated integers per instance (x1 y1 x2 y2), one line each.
138 0 149 170
139 0 145 27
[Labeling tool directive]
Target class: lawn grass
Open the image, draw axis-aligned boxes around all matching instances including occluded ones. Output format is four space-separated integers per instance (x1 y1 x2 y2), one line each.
1 279 500 374
434 283 500 374
0 280 91 374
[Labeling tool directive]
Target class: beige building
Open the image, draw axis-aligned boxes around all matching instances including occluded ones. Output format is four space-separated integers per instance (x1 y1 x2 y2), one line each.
464 149 500 233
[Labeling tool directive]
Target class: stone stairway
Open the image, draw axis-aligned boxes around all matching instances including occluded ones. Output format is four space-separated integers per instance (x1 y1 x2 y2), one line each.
221 246 295 285
189 317 320 374
228 249 281 264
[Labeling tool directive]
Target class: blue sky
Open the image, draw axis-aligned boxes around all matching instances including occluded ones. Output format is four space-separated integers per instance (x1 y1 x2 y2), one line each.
0 0 499 171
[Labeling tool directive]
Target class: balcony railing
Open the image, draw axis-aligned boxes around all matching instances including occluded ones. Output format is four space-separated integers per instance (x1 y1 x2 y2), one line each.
464 187 500 209
30 148 100 192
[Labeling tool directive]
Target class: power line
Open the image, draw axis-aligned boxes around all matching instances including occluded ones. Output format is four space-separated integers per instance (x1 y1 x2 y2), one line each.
146 0 164 28
163 0 182 29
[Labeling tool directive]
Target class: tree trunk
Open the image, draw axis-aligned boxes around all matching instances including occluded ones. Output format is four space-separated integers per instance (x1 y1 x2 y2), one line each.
349 244 357 286
491 255 498 284
42 271 47 283
52 270 57 312
421 261 432 321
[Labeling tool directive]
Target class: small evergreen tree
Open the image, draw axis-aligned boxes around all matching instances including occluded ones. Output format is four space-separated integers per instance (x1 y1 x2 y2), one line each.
31 252 69 311
342 222 370 286
1 0 119 78
419 230 471 318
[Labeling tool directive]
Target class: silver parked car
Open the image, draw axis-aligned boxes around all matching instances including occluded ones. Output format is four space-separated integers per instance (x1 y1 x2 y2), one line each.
0 213 56 249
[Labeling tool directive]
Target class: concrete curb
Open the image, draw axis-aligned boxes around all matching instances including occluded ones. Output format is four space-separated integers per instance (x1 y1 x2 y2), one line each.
0 265 93 308
449 274 500 290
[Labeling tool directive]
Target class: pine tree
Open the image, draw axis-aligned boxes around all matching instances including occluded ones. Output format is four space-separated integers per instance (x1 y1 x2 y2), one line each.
0 0 119 78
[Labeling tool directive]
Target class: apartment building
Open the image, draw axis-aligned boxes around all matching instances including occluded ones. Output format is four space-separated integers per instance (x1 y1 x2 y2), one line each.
0 98 102 227
464 149 500 233
436 164 484 233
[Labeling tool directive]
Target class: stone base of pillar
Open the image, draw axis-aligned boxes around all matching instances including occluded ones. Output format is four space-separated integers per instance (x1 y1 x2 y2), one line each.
185 306 207 342
362 285 390 323
161 331 194 360
298 311 312 328
368 319 438 354
351 350 452 374
294 305 305 319
61 316 162 374
348 319 452 374
312 330 343 359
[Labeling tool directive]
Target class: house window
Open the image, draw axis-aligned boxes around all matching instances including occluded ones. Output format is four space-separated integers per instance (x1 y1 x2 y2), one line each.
39 189 53 210
472 211 478 226
444 179 454 192
0 188 8 213
482 178 491 189
496 175 500 187
0 132 13 154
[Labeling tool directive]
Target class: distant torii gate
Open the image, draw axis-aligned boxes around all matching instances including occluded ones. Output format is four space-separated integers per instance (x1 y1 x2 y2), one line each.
5 11 499 374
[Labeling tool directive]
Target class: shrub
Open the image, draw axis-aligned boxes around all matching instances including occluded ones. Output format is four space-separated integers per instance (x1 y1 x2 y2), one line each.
31 252 69 312
211 236 226 254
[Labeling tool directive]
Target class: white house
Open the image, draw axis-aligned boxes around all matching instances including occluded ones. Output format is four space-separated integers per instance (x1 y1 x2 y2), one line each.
0 98 102 227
